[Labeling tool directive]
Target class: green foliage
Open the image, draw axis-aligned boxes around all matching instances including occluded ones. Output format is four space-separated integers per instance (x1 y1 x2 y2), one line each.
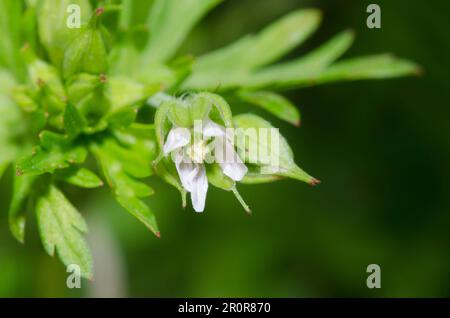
37 0 92 68
91 135 159 237
9 174 36 243
142 0 222 63
0 0 26 80
185 9 322 89
0 71 21 179
237 90 301 126
55 166 103 188
62 9 110 78
233 114 318 185
16 132 88 176
0 0 419 278
36 182 93 279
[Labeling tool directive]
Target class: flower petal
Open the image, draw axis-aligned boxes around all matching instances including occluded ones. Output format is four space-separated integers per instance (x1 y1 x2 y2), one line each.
190 165 208 213
175 158 198 192
163 127 191 155
214 137 248 181
203 119 226 137
221 162 248 182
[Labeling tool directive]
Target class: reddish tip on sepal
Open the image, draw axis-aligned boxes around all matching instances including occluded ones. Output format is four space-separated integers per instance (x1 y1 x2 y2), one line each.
415 67 425 77
155 231 161 239
21 42 30 52
309 178 321 186
99 73 108 83
95 7 105 16
36 78 45 88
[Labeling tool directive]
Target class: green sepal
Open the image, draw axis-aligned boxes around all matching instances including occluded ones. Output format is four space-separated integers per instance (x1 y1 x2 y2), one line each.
233 114 319 185
206 164 235 191
167 99 193 128
195 92 233 127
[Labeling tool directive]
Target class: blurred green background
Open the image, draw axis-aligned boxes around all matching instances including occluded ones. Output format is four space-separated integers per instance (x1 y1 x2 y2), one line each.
1 0 449 297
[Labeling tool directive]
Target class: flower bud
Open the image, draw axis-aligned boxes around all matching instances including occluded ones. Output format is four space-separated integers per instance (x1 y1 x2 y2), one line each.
37 0 92 68
62 8 111 79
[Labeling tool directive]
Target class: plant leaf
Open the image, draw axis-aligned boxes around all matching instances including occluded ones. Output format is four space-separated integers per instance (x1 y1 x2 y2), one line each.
233 114 319 185
119 0 155 31
9 174 36 243
241 8 322 69
108 76 161 110
248 54 419 90
36 183 93 279
310 54 421 84
237 90 301 126
142 0 222 64
55 166 103 188
62 19 110 78
116 195 160 237
0 0 26 80
16 132 87 176
91 138 159 236
0 70 21 179
244 29 355 89
184 9 322 90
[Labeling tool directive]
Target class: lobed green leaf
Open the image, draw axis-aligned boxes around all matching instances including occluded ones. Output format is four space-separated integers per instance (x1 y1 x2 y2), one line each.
55 166 103 189
36 183 93 279
184 9 322 90
16 132 87 176
92 137 159 236
237 90 301 126
142 0 222 64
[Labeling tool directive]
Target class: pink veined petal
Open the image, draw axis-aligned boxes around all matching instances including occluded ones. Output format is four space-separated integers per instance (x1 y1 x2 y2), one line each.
163 127 191 155
190 165 208 213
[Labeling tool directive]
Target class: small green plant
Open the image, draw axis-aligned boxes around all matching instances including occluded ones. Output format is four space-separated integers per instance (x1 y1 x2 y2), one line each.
0 0 419 279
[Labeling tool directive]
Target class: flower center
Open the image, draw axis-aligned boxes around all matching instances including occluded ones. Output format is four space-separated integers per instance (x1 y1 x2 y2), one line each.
186 141 208 163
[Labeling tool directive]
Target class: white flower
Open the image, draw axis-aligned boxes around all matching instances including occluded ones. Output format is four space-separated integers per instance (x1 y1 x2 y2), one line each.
162 120 248 212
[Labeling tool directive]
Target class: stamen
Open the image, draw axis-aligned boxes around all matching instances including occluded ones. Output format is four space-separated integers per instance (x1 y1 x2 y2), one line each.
187 141 208 163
